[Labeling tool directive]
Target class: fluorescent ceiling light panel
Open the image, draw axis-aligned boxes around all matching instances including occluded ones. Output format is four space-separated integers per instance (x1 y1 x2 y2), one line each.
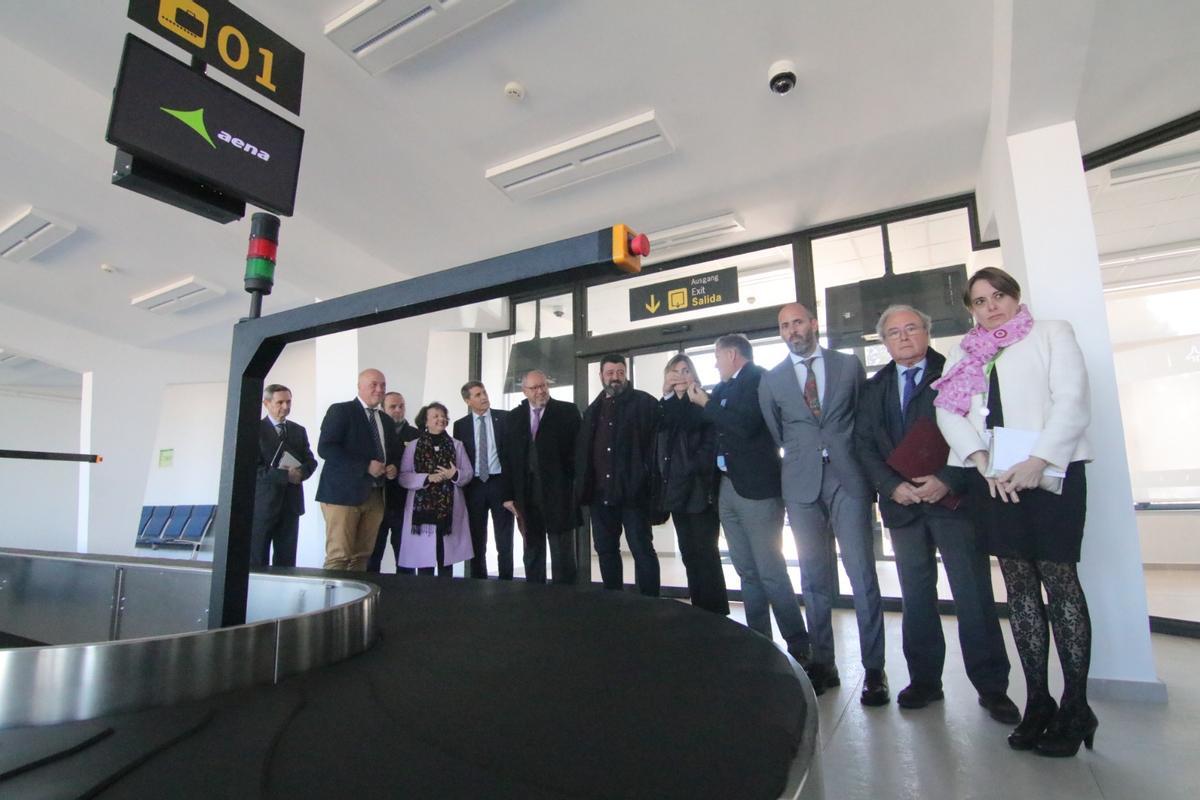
1099 239 1200 268
485 111 674 200
645 213 745 255
326 0 514 74
1109 151 1200 186
131 276 226 314
0 207 76 262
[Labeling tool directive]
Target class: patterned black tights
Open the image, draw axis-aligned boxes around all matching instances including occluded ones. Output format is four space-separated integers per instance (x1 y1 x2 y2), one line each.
999 558 1092 709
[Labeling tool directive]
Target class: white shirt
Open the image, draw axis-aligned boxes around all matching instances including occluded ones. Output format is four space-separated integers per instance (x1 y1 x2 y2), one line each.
474 411 503 476
789 349 825 405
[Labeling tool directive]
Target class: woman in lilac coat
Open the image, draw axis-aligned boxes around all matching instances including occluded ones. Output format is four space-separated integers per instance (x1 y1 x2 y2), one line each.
396 402 474 576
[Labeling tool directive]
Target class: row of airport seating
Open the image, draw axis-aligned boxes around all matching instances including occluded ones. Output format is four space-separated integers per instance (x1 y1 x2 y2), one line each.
136 505 215 557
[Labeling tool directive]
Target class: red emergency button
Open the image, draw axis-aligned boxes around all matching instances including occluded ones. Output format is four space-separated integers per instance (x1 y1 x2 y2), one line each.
630 233 650 257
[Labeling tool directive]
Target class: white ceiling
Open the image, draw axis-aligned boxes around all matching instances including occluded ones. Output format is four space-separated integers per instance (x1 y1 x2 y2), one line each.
1 0 1199 389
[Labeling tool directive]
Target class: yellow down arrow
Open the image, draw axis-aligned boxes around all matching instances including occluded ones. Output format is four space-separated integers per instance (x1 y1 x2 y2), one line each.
645 294 661 314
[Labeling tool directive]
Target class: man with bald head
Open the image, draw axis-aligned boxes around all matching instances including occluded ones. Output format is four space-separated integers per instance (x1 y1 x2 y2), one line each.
502 369 583 584
316 368 400 571
759 302 888 704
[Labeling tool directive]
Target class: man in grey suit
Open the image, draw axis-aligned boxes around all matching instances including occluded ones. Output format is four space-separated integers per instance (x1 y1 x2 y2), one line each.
758 302 888 705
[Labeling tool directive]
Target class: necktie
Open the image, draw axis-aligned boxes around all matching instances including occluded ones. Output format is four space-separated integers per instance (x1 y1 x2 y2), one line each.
901 366 921 418
368 408 386 462
802 357 821 418
276 422 285 439
477 415 490 481
531 406 543 439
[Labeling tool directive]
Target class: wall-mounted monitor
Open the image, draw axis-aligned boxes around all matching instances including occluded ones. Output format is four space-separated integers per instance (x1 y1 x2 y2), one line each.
824 265 973 350
106 34 303 216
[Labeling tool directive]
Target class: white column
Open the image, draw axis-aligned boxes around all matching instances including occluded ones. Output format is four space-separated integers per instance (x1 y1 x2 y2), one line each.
996 120 1165 702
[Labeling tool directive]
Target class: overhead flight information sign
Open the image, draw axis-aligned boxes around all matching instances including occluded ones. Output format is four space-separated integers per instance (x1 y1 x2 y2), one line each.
628 267 740 322
127 0 305 114
106 34 304 215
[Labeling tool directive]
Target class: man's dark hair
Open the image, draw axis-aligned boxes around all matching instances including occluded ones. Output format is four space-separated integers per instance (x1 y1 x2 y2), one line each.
714 334 753 361
599 353 627 369
263 383 290 401
415 402 449 431
460 381 485 400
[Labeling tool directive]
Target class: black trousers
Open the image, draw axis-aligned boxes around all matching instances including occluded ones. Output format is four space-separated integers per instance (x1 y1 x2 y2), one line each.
889 512 1010 693
590 503 660 596
464 476 515 579
250 507 299 568
672 507 730 615
367 505 404 573
521 495 578 585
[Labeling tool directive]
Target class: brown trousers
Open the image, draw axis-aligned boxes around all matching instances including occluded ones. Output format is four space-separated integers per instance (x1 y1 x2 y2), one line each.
321 488 385 571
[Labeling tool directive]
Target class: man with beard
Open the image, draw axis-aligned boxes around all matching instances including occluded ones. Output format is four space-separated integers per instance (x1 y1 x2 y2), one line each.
758 303 888 705
575 354 661 596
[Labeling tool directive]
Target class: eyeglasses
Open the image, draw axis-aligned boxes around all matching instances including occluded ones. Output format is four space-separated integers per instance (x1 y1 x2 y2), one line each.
883 324 926 340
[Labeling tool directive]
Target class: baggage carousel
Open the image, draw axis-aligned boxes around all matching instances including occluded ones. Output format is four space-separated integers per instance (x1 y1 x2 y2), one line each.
0 550 820 799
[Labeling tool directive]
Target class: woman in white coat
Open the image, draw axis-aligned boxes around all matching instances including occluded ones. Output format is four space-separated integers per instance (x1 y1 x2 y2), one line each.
934 267 1096 758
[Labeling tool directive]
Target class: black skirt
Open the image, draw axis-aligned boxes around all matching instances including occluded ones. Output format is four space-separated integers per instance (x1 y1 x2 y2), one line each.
967 461 1087 563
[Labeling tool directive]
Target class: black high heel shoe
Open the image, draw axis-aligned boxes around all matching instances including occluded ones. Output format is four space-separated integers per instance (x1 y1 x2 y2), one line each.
1007 695 1057 751
1035 704 1098 758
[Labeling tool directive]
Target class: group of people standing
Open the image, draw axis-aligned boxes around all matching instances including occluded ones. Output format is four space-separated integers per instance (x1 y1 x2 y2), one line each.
250 265 1097 758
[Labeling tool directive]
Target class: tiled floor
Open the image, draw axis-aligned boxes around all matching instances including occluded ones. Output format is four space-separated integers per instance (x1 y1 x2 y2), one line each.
739 605 1199 800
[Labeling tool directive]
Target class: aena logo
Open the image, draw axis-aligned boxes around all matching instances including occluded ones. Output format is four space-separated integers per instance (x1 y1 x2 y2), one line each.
161 106 271 162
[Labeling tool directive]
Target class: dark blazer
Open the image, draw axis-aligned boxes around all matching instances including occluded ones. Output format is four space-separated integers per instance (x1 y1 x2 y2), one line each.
702 363 782 501
502 398 583 533
854 348 967 528
655 394 718 514
453 408 513 497
315 399 399 507
575 387 659 508
254 417 318 517
385 420 420 512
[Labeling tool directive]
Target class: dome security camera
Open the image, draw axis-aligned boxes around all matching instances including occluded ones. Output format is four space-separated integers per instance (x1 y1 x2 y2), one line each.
768 59 797 95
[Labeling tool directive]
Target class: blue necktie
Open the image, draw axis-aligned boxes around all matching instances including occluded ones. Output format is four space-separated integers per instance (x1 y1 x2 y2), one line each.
901 367 921 418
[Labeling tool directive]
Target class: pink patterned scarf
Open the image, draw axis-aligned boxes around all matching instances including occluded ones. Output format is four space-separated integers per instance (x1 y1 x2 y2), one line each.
932 305 1035 416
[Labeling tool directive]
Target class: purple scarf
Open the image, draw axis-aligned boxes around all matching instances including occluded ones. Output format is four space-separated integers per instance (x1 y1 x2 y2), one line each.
932 305 1035 416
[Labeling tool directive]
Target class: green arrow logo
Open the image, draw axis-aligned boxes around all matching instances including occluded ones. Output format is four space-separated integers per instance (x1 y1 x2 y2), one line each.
161 106 216 148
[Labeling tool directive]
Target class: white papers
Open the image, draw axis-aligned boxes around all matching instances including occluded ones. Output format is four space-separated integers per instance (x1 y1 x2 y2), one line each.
986 427 1066 478
277 451 302 470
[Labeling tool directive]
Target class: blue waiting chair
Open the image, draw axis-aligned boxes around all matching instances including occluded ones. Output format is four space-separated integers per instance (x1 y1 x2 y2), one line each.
173 505 217 558
137 506 172 546
147 506 193 548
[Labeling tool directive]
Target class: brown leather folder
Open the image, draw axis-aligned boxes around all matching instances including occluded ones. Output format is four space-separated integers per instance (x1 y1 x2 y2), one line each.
885 416 963 510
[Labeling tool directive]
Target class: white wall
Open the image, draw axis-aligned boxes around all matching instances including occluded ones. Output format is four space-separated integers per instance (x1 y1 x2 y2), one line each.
0 387 80 551
142 382 226 507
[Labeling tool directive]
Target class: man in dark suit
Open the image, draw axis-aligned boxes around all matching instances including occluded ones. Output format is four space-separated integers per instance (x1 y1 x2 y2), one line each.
576 353 661 596
368 391 420 573
854 304 1018 722
685 335 812 667
759 302 887 705
251 383 317 568
315 368 399 571
502 369 582 584
454 381 515 579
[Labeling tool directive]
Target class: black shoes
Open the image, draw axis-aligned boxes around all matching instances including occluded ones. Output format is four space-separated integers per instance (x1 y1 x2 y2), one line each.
978 692 1022 724
804 662 841 696
897 683 944 709
1007 694 1057 750
786 642 812 670
1035 703 1099 758
861 668 890 706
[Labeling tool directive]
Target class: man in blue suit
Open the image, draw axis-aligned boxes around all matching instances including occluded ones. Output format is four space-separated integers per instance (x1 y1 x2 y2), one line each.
453 381 515 579
316 368 399 571
251 383 317 568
